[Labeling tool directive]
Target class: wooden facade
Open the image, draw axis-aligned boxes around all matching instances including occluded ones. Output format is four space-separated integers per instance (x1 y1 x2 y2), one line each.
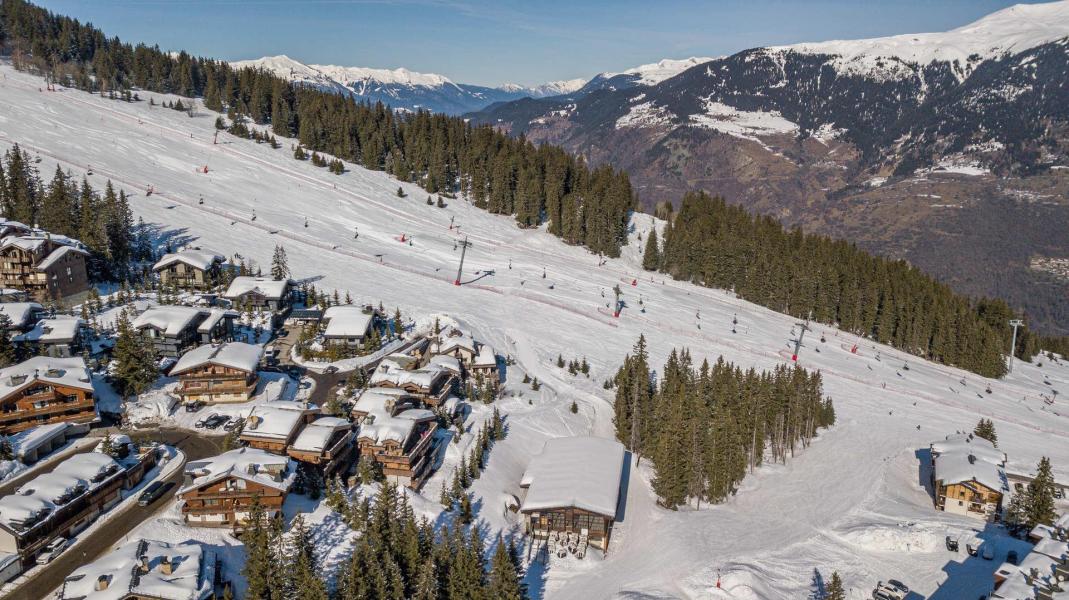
934 479 1003 521
155 260 219 290
522 506 614 551
175 364 257 404
372 372 455 407
0 377 96 435
357 420 438 490
0 239 89 302
179 473 288 528
287 428 356 478
0 449 156 568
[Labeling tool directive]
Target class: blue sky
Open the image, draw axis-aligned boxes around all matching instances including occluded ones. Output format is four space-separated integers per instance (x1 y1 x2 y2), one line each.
37 0 1044 87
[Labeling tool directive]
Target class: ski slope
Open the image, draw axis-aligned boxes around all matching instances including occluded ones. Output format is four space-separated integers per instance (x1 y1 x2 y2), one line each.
3 63 1069 599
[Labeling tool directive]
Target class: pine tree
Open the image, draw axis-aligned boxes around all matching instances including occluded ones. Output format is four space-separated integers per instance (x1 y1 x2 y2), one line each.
642 227 660 271
557 354 565 368
396 186 406 198
825 572 845 600
0 437 13 461
112 309 158 399
287 514 328 600
270 244 289 280
241 500 276 600
973 418 998 447
1026 457 1057 528
486 537 524 600
412 559 438 600
0 314 16 367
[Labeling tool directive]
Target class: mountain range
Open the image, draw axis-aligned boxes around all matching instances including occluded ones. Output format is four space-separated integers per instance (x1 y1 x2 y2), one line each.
230 54 710 115
466 1 1069 335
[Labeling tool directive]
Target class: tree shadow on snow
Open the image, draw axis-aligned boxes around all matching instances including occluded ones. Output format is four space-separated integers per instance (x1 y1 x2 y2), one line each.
914 447 935 499
615 451 633 525
146 223 196 254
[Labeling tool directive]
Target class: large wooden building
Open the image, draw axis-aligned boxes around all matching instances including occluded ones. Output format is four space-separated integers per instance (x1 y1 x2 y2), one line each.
12 316 84 358
520 436 627 555
224 277 292 312
170 342 262 404
930 433 1008 522
152 248 225 290
133 305 237 358
239 402 320 454
368 362 456 407
0 447 157 570
351 389 439 489
286 416 356 477
321 305 375 347
0 234 89 302
0 356 97 435
178 447 295 528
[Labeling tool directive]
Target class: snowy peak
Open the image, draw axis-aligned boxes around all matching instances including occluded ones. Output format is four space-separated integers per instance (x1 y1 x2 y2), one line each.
777 0 1069 73
309 64 455 89
615 56 716 85
499 78 589 98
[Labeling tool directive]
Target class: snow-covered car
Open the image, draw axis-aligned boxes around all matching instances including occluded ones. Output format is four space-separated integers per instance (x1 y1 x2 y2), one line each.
194 414 215 429
37 538 68 564
872 580 909 600
982 544 995 560
203 414 229 429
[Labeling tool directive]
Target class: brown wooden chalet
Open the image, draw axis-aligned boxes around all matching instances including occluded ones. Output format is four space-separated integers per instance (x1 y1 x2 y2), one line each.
520 437 626 555
930 433 1007 522
286 416 356 477
368 362 456 407
0 233 89 302
170 342 262 404
178 448 295 528
352 389 439 489
0 446 157 569
239 402 320 454
152 248 225 290
0 356 97 435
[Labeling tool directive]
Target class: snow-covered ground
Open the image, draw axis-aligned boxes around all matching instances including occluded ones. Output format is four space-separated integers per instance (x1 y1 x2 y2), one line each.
125 372 301 429
3 62 1069 598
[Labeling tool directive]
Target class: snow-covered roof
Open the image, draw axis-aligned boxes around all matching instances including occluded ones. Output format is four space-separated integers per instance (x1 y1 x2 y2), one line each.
931 434 1007 493
0 451 119 531
0 235 46 253
196 308 238 334
152 248 225 272
428 354 461 374
354 391 434 445
170 342 263 376
0 302 42 328
35 245 88 271
181 447 295 494
322 305 374 338
290 416 350 453
8 423 73 458
132 305 207 336
0 356 93 401
242 402 315 440
437 332 476 354
224 276 290 300
473 344 496 368
13 316 82 343
520 436 626 518
381 353 420 371
60 538 214 600
370 363 450 390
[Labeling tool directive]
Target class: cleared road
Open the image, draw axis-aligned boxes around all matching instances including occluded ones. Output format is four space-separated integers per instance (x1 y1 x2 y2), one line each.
4 429 222 600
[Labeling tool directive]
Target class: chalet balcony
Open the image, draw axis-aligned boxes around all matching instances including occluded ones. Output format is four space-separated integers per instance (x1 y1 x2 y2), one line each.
0 398 95 423
176 379 256 396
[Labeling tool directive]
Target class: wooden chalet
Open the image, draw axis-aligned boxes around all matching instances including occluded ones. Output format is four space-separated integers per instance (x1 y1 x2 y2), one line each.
352 389 439 489
224 276 292 312
133 305 236 358
0 447 157 569
179 448 295 528
12 316 84 358
0 356 97 435
239 402 320 454
433 329 477 366
0 302 44 332
470 344 499 386
152 248 225 290
0 234 89 302
170 342 262 404
286 416 356 477
930 433 1008 522
520 437 626 554
369 362 456 407
321 305 375 347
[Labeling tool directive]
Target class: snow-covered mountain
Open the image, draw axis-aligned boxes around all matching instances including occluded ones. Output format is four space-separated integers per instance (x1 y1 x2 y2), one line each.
231 55 586 115
5 61 1069 599
467 1 1069 336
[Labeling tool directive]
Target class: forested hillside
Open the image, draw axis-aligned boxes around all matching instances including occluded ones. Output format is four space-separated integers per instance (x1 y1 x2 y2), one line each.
0 0 1054 378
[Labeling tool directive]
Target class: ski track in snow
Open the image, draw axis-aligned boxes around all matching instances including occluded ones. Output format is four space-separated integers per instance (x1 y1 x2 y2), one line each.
3 64 1069 599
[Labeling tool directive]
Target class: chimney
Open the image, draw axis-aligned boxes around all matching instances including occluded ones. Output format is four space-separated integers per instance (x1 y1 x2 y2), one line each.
160 556 173 575
139 555 150 573
95 575 110 591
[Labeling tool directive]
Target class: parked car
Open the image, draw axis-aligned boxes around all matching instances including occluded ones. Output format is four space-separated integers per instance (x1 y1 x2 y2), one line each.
138 481 169 506
36 538 68 564
203 414 229 429
194 414 215 429
945 536 959 552
873 580 909 600
185 401 205 413
966 542 979 557
982 544 995 560
1055 487 1065 500
1007 550 1019 565
324 365 339 374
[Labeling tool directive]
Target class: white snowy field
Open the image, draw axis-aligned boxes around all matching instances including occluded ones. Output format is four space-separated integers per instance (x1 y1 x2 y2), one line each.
3 63 1069 599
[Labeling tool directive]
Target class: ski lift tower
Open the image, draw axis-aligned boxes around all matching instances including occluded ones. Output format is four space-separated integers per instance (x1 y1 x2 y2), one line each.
791 316 811 362
1008 318 1024 372
454 236 472 286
